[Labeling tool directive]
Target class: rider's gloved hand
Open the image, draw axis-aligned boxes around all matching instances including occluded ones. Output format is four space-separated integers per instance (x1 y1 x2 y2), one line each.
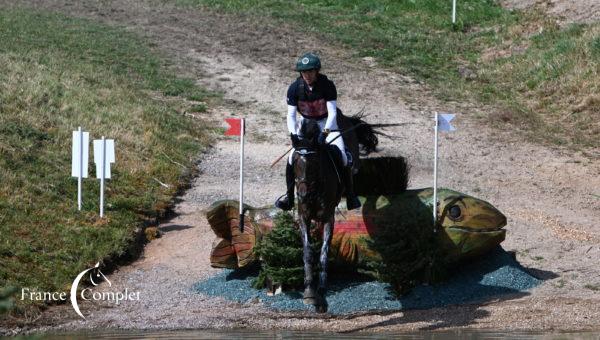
317 129 330 145
290 133 300 147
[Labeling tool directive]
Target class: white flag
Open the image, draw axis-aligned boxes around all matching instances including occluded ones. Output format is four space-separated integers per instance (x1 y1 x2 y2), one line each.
71 130 89 178
93 139 115 179
438 113 456 132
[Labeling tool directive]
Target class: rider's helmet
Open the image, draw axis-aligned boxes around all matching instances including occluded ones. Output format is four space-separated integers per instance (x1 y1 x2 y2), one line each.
295 52 321 72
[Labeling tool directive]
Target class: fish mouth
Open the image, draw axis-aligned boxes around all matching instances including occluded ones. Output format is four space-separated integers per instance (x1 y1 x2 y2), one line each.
446 225 505 234
442 225 507 261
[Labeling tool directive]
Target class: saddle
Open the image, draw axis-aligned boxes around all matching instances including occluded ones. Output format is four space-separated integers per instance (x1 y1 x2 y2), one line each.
325 144 345 180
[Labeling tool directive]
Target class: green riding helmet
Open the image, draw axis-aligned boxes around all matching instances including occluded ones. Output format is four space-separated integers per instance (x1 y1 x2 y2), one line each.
295 52 321 72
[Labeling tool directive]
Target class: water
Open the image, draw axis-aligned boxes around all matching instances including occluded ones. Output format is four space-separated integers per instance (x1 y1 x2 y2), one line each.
36 329 600 339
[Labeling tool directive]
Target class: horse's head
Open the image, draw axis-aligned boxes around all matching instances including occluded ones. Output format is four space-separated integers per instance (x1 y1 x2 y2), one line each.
293 119 323 205
297 118 321 149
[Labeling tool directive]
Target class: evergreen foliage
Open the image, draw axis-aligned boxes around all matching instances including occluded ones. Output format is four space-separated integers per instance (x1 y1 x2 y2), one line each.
250 196 450 296
364 195 447 295
253 212 305 289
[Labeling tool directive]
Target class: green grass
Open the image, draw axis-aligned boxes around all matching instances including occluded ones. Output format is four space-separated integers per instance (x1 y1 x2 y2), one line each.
177 0 599 150
179 0 514 82
553 279 566 289
190 103 207 112
584 283 600 291
0 9 214 311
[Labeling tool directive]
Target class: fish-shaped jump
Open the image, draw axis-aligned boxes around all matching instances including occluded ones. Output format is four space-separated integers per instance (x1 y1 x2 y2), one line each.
207 158 506 271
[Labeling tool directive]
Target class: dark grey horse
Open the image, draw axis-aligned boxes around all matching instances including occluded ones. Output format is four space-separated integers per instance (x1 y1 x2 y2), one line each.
292 119 342 313
292 112 381 312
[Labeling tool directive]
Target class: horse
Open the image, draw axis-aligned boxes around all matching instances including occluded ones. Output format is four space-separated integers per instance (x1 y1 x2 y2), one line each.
292 113 379 313
292 118 341 312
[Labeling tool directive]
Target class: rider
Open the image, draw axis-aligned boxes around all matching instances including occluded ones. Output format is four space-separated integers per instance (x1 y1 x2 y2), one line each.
275 52 361 211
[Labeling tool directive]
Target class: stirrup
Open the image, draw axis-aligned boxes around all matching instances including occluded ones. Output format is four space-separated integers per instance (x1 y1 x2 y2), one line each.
275 194 294 211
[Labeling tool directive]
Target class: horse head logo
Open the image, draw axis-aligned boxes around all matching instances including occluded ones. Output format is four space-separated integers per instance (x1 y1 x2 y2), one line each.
70 262 111 319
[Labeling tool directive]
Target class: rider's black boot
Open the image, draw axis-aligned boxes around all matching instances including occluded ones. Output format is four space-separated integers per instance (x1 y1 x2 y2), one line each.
275 162 295 211
343 166 361 210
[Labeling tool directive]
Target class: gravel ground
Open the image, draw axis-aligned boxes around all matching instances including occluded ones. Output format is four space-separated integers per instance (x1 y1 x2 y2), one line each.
1 0 599 335
194 248 541 315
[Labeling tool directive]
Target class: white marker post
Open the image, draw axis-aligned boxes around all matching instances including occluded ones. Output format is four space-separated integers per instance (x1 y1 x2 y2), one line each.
433 112 456 231
71 127 89 211
224 118 246 232
239 118 245 233
101 137 106 218
93 137 115 218
452 0 457 24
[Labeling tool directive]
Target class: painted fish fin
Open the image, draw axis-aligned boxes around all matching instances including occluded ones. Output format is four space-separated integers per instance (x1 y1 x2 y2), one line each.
205 200 257 268
210 237 238 269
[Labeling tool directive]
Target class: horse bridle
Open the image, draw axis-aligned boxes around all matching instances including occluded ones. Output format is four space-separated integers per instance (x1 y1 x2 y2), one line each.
293 148 320 201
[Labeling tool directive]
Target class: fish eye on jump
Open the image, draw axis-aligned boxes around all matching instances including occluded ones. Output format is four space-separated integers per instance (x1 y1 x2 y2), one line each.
448 205 462 220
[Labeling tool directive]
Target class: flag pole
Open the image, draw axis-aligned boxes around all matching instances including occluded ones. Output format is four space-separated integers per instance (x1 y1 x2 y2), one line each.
100 136 106 218
78 126 83 211
239 118 245 233
433 112 439 232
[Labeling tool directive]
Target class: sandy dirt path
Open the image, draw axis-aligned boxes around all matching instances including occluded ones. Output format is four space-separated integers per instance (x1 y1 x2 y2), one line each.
500 0 600 24
2 0 599 334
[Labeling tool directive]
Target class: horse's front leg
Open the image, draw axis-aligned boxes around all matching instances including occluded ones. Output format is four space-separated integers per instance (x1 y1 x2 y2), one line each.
299 215 316 305
316 216 334 313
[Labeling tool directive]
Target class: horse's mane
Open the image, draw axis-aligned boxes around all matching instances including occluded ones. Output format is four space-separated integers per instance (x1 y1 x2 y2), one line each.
297 119 321 148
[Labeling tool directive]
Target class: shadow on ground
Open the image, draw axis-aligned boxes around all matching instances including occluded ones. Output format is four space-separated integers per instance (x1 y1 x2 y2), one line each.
194 246 549 316
158 224 195 233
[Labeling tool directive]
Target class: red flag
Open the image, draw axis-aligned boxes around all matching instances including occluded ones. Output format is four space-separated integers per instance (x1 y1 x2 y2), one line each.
224 118 244 136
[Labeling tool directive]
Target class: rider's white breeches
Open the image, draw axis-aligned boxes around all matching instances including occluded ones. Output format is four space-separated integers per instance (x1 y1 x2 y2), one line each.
288 116 348 166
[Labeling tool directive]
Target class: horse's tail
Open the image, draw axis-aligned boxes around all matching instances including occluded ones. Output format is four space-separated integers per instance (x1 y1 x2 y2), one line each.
206 200 258 269
343 110 379 155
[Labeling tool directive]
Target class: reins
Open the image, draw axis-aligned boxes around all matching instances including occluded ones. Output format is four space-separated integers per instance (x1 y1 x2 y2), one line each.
294 144 342 190
270 121 408 168
270 125 360 169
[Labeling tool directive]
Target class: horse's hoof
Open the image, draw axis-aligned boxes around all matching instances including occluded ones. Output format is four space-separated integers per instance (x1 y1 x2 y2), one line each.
315 293 328 313
303 287 317 305
303 297 317 305
316 304 328 313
